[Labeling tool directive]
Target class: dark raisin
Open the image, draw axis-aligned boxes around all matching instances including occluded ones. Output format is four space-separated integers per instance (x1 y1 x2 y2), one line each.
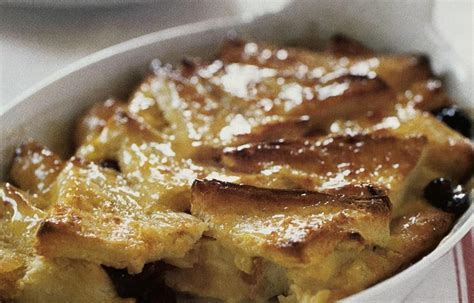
103 262 176 303
443 187 471 216
423 178 454 208
424 178 471 215
367 184 385 196
99 159 121 172
431 106 472 138
181 58 195 69
181 58 197 76
139 283 177 303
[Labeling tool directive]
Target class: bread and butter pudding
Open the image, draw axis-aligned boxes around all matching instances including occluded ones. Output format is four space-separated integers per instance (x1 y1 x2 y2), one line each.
1 35 473 303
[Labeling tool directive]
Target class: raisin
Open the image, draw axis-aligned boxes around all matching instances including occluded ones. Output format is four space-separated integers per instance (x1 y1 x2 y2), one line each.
103 262 176 303
423 178 454 208
443 187 470 216
431 106 472 138
99 159 121 172
424 178 470 215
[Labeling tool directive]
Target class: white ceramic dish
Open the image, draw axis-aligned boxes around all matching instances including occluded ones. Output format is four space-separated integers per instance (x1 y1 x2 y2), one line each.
0 0 472 302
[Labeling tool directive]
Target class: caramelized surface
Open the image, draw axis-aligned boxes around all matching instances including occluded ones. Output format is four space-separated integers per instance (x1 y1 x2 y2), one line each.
35 158 206 273
0 183 126 302
222 134 426 204
10 142 65 206
0 183 43 298
75 98 127 147
135 54 396 157
389 112 474 183
189 180 454 301
322 207 454 301
191 179 391 261
220 39 432 92
2 36 471 302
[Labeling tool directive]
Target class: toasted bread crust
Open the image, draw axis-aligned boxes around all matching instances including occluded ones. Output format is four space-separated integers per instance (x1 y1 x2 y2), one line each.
35 159 206 273
10 142 65 204
75 98 127 147
223 134 426 175
191 179 391 262
192 179 391 214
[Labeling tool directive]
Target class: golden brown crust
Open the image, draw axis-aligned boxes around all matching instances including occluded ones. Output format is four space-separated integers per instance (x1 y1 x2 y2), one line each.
187 178 455 302
286 75 396 124
223 134 425 176
221 134 428 210
322 207 455 301
35 159 206 273
193 179 391 215
233 116 324 144
390 112 474 182
398 79 452 111
0 183 42 299
388 208 455 257
0 183 126 302
10 142 64 205
76 110 162 161
74 98 126 147
140 50 398 155
191 179 391 262
219 39 432 92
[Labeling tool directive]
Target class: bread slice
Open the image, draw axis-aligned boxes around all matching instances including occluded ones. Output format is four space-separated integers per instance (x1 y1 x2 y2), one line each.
188 179 453 302
74 98 127 148
0 183 43 299
76 109 163 162
389 112 474 182
220 39 432 92
15 257 130 303
10 142 65 207
187 179 388 300
191 179 391 260
222 134 426 209
0 183 126 303
35 158 206 273
165 238 288 302
141 54 395 156
283 207 454 302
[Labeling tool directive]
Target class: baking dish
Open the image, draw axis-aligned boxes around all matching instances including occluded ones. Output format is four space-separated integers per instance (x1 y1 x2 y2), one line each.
0 0 472 302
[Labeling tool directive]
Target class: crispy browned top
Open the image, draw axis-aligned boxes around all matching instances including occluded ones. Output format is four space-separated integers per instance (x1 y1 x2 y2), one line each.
223 134 426 180
192 179 391 213
10 142 64 202
35 158 206 273
219 39 432 92
191 179 391 263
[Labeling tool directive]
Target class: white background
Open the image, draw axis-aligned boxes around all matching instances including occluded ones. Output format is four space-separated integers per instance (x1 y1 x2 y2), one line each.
0 1 472 302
